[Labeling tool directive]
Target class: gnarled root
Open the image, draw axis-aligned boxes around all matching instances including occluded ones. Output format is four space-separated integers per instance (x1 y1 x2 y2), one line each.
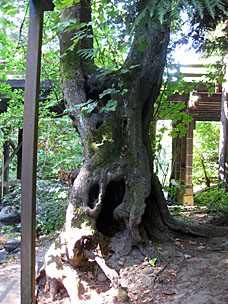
84 249 119 289
36 231 83 302
36 228 124 303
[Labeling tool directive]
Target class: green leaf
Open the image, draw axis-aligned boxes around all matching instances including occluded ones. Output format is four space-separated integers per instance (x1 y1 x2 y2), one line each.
100 99 118 113
149 258 157 266
54 0 80 10
99 88 120 99
80 101 98 114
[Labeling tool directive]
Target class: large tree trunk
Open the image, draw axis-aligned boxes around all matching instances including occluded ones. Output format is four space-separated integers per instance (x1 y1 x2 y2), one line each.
38 2 228 302
58 0 228 262
59 0 170 249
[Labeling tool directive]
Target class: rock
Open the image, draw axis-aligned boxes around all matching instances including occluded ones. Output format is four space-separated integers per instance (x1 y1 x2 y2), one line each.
142 267 154 275
162 250 171 259
117 286 129 303
97 272 107 282
214 240 228 251
0 249 9 262
174 252 184 258
2 238 20 253
0 206 20 225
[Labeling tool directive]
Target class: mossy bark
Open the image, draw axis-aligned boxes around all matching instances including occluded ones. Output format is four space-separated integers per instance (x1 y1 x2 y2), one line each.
58 1 171 250
58 0 228 251
39 2 228 302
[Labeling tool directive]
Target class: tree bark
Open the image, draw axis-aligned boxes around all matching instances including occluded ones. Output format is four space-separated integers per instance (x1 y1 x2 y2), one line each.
58 0 228 257
39 2 228 302
58 0 171 248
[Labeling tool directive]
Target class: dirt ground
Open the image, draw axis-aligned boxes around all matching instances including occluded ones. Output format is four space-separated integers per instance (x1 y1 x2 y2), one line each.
1 211 228 304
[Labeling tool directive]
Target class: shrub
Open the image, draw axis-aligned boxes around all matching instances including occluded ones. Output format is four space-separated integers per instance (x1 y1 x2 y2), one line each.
0 180 69 236
194 186 228 215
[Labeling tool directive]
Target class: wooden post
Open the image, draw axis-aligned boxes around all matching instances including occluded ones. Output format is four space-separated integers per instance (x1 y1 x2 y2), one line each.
21 1 54 304
171 121 186 203
218 55 228 190
1 155 4 199
180 136 186 184
3 141 10 195
17 129 23 180
184 119 195 206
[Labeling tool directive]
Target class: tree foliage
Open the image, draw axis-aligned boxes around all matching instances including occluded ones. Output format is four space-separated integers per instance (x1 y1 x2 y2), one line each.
0 0 227 242
193 121 220 187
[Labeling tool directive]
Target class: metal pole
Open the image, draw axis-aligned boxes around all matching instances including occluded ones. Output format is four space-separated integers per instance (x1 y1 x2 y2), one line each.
21 1 54 303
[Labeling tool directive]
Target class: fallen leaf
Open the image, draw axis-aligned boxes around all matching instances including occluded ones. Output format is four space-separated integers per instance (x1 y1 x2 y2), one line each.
168 269 177 276
162 289 176 295
157 247 163 254
141 297 154 302
149 258 157 266
189 240 197 245
130 295 138 301
198 246 206 250
143 289 151 294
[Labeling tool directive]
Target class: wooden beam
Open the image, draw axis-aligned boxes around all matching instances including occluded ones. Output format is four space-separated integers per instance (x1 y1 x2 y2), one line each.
21 1 54 303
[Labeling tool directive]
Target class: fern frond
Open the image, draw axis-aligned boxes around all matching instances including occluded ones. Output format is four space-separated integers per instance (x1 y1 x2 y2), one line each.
185 0 226 19
148 0 160 18
193 0 205 19
157 0 172 23
214 0 227 15
203 0 215 18
130 6 148 35
77 48 99 60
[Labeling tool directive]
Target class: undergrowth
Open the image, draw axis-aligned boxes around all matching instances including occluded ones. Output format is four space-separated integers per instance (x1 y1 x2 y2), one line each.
194 186 228 216
0 179 69 237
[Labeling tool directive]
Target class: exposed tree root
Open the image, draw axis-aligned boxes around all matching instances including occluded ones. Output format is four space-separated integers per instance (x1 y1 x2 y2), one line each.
164 215 228 237
36 229 92 303
37 166 228 303
84 249 119 288
36 227 126 303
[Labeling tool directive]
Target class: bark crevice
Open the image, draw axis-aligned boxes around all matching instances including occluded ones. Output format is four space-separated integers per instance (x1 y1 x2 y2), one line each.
96 179 125 237
38 2 228 303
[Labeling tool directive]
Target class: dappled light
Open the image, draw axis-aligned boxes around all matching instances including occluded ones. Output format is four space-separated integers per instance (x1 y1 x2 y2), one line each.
0 0 227 303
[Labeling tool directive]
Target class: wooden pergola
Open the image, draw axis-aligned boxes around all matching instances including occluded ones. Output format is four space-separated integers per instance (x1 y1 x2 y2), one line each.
166 64 225 205
0 80 59 197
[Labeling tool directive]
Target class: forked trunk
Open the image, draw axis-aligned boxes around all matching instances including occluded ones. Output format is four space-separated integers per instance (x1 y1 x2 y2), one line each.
59 1 170 253
37 2 228 302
